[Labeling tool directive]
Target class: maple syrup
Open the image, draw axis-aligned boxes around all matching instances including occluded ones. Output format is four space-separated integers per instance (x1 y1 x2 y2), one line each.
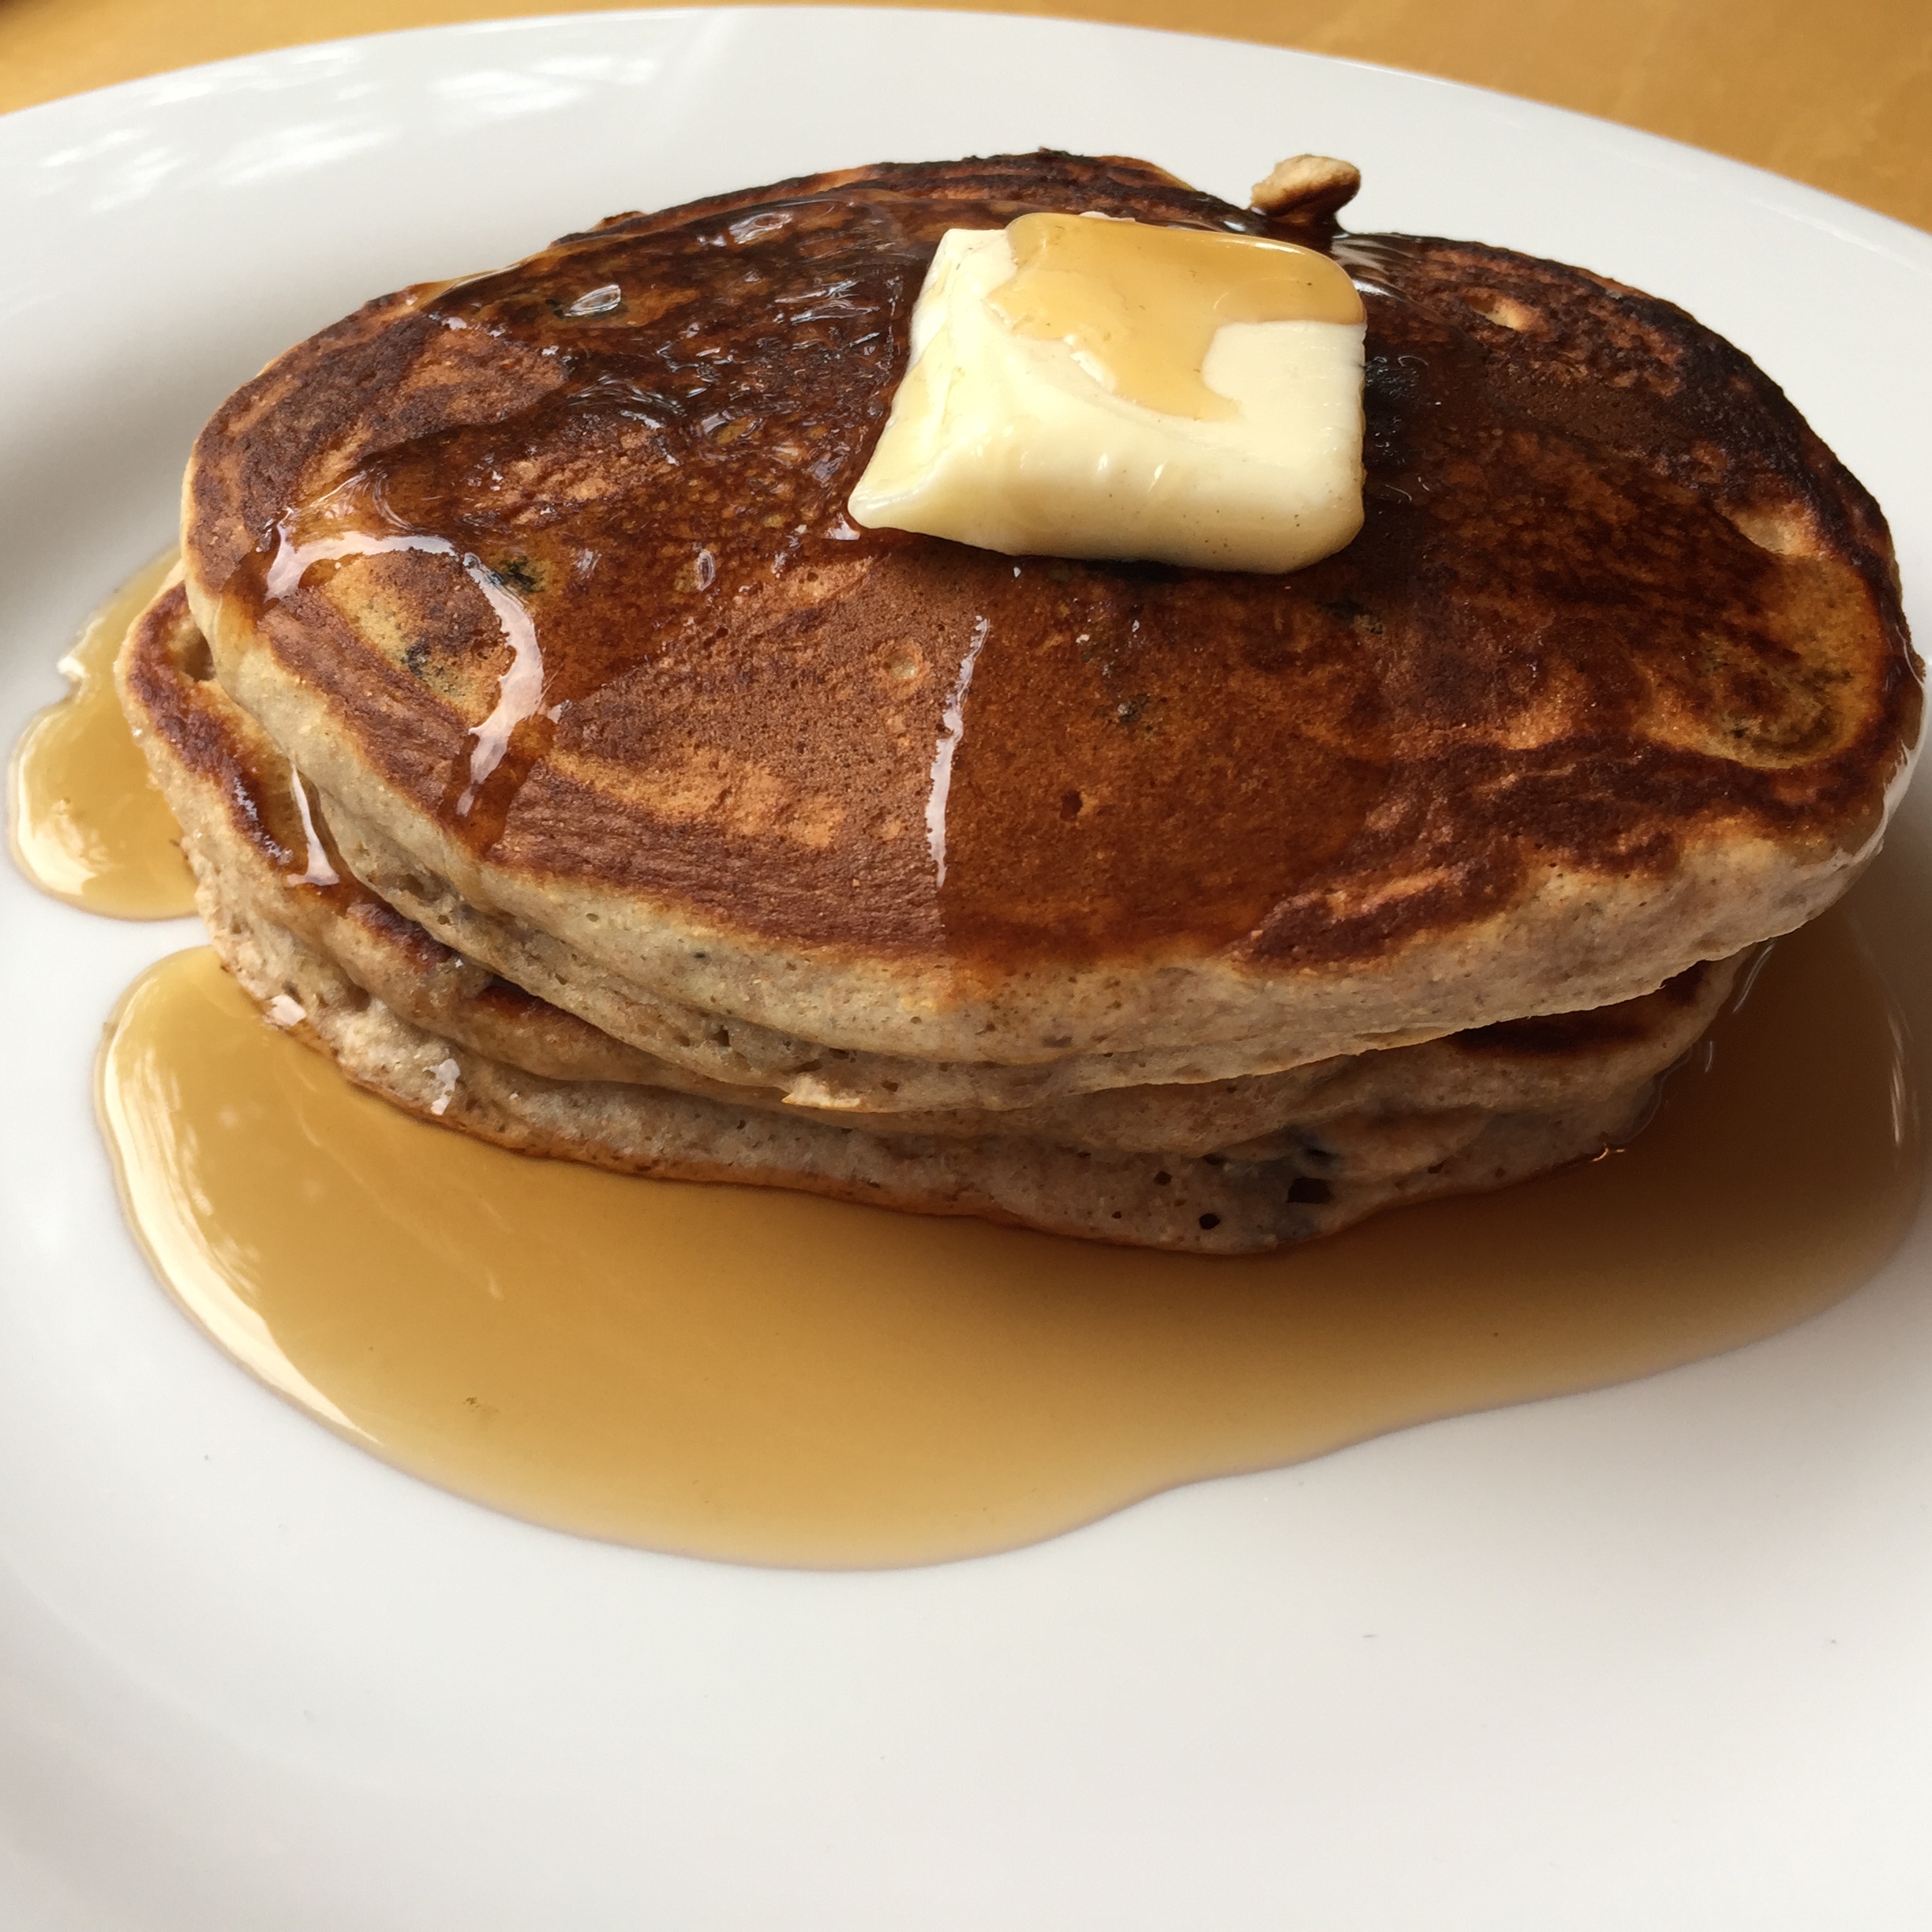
8 551 193 917
990 212 1363 418
95 909 1916 1569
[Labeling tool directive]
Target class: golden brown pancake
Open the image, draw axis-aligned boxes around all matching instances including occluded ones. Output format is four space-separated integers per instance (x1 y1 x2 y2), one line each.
121 578 1734 1250
178 152 1917 1084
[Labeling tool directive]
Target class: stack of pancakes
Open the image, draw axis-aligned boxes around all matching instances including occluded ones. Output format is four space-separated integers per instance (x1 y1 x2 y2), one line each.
120 152 1918 1252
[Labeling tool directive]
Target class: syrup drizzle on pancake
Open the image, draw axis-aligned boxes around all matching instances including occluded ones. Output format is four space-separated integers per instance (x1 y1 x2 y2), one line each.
288 771 339 887
988 212 1364 419
926 613 988 886
264 521 545 816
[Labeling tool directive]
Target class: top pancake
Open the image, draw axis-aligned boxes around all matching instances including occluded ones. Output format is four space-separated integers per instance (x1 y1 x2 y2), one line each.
182 152 1918 1069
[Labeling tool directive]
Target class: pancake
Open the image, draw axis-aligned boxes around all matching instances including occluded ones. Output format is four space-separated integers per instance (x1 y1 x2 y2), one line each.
179 150 1917 1091
120 578 1732 1250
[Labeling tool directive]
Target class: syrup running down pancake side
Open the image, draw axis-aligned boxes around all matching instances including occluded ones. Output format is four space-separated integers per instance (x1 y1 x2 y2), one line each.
96 912 1915 1569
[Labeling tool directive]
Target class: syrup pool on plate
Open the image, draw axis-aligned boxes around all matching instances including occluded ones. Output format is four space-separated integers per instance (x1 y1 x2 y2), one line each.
95 913 1916 1569
8 550 195 918
12 553 1924 1567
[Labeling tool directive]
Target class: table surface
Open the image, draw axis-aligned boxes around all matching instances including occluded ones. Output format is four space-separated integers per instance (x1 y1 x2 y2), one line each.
2 0 1928 234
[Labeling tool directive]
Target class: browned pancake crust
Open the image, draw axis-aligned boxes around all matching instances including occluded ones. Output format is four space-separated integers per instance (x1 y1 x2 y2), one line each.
182 152 1915 1011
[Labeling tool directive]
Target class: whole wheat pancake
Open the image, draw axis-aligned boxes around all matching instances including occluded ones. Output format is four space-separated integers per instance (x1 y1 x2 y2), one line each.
179 152 1917 1084
122 578 1728 1249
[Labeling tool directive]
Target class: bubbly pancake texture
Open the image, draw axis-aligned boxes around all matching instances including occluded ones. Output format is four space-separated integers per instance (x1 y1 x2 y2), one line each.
181 152 1915 1084
122 581 1736 1250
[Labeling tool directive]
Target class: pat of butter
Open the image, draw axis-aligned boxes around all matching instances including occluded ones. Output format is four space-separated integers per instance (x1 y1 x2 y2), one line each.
848 214 1367 573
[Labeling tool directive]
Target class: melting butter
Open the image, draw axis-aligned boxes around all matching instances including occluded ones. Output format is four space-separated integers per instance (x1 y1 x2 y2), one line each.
849 218 1366 573
8 549 194 918
97 912 1917 1571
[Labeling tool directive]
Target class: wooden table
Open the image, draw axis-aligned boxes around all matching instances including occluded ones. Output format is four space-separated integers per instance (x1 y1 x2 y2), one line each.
2 0 1927 232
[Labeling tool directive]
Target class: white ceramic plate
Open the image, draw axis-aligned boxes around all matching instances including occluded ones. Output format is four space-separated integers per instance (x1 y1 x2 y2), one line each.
5 12 1932 1925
